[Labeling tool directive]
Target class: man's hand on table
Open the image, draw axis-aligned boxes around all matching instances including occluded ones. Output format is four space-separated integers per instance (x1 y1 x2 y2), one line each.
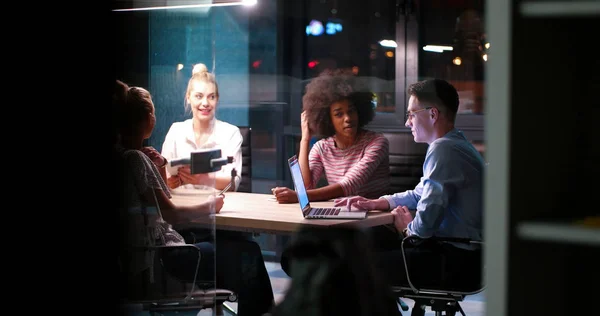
334 196 390 212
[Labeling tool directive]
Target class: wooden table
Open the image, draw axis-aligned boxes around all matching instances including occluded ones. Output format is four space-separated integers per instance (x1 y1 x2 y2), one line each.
170 191 393 235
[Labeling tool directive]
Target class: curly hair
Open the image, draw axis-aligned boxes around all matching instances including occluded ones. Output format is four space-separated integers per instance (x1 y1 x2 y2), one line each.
302 68 375 137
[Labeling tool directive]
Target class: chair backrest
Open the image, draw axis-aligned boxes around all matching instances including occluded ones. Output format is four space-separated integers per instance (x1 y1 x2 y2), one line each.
392 236 485 315
118 245 237 314
238 127 252 192
382 132 428 195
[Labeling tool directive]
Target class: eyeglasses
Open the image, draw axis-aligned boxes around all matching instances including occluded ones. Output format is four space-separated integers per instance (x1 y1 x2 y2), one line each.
405 107 433 120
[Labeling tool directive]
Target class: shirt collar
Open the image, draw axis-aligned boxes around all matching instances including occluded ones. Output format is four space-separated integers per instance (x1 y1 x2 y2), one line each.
182 118 218 148
182 119 197 147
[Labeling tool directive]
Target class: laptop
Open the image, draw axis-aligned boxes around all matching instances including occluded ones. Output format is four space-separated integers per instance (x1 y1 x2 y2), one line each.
287 155 367 219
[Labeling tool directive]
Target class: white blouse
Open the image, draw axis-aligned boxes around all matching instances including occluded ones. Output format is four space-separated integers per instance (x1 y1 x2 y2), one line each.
161 119 243 190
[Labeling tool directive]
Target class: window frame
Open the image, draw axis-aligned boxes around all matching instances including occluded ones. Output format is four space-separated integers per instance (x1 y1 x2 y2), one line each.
368 1 485 142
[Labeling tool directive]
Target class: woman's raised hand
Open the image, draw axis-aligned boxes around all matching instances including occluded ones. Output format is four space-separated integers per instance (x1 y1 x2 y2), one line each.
301 111 311 141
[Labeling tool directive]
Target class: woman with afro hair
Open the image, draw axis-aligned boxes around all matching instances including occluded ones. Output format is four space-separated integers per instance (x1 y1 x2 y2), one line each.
272 68 390 204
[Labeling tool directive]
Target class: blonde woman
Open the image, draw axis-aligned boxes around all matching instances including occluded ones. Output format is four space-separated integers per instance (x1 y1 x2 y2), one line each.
161 63 243 192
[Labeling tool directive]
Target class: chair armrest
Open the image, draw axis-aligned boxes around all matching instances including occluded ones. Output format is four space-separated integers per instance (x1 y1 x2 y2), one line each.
128 244 203 268
130 244 202 251
120 244 204 300
403 235 483 246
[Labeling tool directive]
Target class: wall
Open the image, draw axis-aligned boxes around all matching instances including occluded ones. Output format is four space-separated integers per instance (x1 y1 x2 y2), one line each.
147 8 252 152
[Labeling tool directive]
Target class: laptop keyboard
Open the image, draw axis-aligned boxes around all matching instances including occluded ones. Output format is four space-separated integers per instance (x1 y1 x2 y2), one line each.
312 207 341 216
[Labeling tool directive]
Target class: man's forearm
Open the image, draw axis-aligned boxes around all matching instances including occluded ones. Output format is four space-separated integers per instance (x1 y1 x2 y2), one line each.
376 198 391 210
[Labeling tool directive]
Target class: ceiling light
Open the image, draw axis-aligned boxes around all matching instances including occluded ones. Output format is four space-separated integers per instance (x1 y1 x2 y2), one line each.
113 0 257 12
379 40 397 48
423 45 453 53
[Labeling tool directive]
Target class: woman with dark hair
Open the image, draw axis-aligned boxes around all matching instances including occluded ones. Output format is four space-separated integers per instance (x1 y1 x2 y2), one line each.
272 68 390 203
268 226 401 316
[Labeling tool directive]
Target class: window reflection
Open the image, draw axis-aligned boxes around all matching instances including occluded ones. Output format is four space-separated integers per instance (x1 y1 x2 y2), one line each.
302 0 397 114
416 0 486 115
112 0 487 139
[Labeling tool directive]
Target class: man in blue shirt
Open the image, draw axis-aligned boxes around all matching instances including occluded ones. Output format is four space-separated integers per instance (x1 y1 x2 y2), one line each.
335 78 485 288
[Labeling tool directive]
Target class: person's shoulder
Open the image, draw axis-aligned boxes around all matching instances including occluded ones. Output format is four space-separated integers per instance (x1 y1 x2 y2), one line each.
314 136 334 148
121 148 143 157
167 119 191 132
423 141 457 170
121 149 147 164
366 130 388 141
215 119 237 129
429 131 473 158
428 136 457 155
361 130 389 145
215 120 241 133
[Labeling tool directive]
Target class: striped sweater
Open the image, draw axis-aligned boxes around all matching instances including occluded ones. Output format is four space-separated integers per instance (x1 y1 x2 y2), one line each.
308 130 390 199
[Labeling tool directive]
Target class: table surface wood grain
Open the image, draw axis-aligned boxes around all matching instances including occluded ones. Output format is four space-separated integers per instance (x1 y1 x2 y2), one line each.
170 191 394 234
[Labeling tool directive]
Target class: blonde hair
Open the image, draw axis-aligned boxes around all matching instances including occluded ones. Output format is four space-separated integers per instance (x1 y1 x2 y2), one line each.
185 63 219 112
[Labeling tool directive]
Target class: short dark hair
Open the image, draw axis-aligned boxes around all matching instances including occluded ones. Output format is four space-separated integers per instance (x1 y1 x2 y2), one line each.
302 68 375 137
408 79 459 121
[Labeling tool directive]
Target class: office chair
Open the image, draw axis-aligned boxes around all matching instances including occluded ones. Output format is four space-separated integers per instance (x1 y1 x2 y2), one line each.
382 132 428 195
392 236 484 316
118 244 237 316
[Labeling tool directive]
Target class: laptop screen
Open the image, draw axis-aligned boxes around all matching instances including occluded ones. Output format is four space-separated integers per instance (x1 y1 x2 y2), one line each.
288 156 310 210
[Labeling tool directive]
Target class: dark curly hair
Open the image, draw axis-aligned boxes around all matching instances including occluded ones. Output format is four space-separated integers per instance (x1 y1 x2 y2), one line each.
302 68 375 137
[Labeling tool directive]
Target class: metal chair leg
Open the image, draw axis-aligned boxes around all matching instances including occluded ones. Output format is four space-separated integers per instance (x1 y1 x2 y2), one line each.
397 298 410 311
222 302 237 315
456 302 467 316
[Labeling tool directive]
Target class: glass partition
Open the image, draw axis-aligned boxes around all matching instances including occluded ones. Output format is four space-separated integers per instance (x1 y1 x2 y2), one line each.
413 0 486 140
112 0 487 185
113 2 228 313
112 0 488 312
